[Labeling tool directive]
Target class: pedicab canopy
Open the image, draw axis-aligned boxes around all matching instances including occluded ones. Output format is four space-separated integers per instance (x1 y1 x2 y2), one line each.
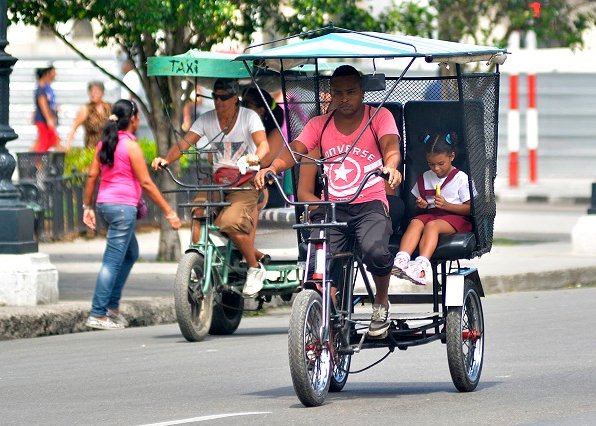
235 30 508 71
236 28 507 259
147 50 251 78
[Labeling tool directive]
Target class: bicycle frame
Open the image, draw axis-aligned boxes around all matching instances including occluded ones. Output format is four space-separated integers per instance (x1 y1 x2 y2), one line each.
270 168 386 348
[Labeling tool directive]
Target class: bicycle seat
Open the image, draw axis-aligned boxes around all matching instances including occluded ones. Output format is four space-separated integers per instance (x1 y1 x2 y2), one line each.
432 232 476 261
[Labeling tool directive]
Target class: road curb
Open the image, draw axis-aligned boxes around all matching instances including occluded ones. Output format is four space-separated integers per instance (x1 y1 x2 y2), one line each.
0 298 176 341
481 265 596 294
2 257 594 340
0 296 294 341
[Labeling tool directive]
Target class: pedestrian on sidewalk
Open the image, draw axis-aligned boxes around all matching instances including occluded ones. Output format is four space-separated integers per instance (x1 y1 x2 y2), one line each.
82 99 182 330
64 81 111 150
31 65 60 152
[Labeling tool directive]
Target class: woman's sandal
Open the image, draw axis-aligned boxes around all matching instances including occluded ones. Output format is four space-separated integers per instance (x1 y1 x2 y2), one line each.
258 254 271 265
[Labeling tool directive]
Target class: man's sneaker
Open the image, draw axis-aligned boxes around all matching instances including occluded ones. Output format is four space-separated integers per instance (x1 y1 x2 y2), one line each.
368 303 391 337
242 263 265 297
391 254 410 278
85 316 124 330
107 309 129 327
403 260 428 286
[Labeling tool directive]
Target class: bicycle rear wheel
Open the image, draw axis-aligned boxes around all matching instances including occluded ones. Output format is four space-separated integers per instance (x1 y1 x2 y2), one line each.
446 278 484 391
288 290 331 407
210 291 244 335
174 252 214 342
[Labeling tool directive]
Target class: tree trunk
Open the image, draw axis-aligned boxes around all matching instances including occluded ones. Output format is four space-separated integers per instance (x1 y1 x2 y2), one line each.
145 69 185 261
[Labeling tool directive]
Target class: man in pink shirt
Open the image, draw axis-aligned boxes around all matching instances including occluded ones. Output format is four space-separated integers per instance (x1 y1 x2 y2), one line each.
255 65 402 337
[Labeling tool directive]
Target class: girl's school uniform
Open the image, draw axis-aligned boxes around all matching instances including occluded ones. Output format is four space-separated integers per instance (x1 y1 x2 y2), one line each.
411 167 474 233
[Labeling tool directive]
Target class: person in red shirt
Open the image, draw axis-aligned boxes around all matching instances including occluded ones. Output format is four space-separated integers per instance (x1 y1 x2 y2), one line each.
32 65 60 152
255 65 402 337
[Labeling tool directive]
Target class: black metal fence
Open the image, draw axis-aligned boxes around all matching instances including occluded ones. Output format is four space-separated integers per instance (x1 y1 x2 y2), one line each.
14 153 216 242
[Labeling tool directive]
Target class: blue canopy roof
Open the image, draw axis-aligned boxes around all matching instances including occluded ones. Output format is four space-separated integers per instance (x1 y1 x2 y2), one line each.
236 31 508 71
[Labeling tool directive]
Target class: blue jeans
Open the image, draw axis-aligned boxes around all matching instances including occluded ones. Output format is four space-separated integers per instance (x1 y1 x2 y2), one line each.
90 203 139 317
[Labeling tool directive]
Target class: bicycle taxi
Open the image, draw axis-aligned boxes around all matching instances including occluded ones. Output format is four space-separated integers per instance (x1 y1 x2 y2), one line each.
235 26 508 406
147 51 302 342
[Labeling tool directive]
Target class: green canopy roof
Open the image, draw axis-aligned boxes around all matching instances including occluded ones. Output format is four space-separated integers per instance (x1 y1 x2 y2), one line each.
236 31 508 71
147 50 251 78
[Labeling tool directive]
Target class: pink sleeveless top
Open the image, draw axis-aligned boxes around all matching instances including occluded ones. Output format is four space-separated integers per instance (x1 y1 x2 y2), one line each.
96 131 142 206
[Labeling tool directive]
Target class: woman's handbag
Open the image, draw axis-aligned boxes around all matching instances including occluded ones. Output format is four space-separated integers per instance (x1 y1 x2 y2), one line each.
136 198 148 219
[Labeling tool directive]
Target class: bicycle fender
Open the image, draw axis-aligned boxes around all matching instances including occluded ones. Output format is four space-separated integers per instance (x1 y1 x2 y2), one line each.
445 268 484 307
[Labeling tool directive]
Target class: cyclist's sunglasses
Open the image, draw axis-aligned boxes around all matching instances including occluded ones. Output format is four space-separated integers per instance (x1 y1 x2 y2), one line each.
212 92 236 101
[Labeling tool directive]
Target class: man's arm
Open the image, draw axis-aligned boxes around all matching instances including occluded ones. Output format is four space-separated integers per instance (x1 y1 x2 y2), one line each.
246 129 269 166
296 148 322 206
151 131 201 170
253 139 308 190
378 133 402 188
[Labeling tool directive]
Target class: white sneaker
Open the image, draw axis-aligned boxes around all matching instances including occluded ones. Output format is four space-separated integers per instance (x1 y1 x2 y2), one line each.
391 253 410 278
242 263 265 297
85 316 124 330
404 259 428 286
107 309 129 327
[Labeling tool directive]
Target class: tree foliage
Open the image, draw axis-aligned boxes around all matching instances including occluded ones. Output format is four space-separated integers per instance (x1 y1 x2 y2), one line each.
7 0 596 259
8 0 274 260
396 0 596 49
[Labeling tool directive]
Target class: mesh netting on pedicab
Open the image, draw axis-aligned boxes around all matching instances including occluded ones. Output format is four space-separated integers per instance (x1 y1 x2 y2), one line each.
281 72 499 258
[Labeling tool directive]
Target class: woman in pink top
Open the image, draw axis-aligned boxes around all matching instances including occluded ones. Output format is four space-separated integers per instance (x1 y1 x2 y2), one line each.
82 99 182 330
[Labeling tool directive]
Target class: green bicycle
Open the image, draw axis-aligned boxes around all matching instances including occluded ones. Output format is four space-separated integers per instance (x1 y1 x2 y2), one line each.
162 157 300 342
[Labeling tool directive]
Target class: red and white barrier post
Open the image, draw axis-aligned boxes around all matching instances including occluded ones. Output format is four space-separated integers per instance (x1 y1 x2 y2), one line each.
526 30 539 184
507 72 520 187
507 31 521 187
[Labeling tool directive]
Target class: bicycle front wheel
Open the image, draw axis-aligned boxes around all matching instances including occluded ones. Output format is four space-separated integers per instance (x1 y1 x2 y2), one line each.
288 290 331 407
174 252 214 342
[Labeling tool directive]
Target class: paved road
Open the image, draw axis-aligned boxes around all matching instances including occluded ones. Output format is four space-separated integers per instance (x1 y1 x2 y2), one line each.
2 287 596 425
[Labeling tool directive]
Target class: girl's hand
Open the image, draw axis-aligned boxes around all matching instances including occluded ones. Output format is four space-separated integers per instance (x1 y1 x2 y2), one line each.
434 193 447 209
166 212 182 230
415 196 428 209
83 208 96 230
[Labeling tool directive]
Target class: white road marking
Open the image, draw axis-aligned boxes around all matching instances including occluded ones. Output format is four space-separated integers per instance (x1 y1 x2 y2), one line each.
139 412 271 425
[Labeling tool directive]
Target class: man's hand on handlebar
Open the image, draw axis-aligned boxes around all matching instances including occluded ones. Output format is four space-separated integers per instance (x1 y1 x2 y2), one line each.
151 157 168 171
254 167 275 190
381 166 402 189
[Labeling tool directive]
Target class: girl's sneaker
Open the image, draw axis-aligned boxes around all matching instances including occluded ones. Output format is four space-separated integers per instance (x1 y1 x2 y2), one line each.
403 260 428 286
391 254 410 278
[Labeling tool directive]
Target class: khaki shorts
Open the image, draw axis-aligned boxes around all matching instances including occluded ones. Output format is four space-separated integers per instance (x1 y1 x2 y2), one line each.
192 186 260 235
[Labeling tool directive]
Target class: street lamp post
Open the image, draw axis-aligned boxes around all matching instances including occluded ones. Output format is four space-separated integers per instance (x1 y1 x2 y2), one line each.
0 0 57 306
0 0 37 254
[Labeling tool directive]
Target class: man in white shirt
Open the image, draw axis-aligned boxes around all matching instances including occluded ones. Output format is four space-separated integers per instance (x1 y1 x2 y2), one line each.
151 79 270 297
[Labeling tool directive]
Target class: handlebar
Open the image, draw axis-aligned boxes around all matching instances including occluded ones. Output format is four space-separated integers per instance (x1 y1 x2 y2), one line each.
160 164 252 191
265 168 388 207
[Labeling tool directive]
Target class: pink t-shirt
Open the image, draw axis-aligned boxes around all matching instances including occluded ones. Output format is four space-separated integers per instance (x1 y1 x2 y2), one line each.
96 131 142 206
297 105 399 205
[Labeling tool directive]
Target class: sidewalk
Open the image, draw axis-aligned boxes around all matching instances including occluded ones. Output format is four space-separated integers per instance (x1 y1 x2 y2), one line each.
1 199 595 340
